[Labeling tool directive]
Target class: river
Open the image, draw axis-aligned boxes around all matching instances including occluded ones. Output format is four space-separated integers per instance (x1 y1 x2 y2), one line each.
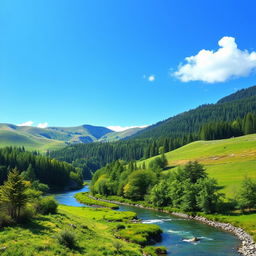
54 186 241 256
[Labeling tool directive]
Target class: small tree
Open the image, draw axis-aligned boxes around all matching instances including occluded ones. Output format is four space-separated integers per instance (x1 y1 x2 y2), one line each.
238 177 256 211
0 169 28 220
196 178 221 213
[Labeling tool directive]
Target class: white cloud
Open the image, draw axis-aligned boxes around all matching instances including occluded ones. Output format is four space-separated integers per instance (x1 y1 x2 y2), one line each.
148 75 155 82
174 36 256 83
107 125 148 132
37 122 48 129
143 74 156 82
17 121 34 127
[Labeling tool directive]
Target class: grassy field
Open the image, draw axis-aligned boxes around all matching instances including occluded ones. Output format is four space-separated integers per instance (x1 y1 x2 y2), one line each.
75 192 119 209
140 134 256 197
0 130 65 153
0 205 163 256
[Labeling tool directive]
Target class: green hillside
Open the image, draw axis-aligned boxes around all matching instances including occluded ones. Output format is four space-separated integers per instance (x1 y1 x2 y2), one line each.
139 134 256 197
0 130 65 152
132 85 256 140
0 123 145 152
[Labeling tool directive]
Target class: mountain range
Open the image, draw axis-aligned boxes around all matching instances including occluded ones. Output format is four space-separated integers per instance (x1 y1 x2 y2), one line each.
0 85 256 152
0 123 144 152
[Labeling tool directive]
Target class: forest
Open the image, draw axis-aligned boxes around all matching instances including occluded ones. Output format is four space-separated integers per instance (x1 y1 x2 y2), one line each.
0 147 83 189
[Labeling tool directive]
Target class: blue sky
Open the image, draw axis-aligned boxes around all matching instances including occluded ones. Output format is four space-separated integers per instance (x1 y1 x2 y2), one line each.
1 0 256 130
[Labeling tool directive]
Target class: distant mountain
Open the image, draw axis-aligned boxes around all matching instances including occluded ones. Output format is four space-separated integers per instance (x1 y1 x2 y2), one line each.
0 123 144 151
99 127 145 142
132 85 256 140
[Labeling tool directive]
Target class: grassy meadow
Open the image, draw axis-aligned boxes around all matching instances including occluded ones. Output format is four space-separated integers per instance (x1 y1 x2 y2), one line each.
140 134 256 197
0 130 65 153
0 205 163 256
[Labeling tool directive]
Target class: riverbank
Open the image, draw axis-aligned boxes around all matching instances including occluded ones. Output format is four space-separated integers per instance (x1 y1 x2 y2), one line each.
89 194 256 256
0 204 166 256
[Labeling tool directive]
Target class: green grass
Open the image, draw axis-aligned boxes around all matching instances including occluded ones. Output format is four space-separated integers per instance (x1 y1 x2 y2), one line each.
140 134 256 197
0 205 162 256
75 192 119 209
0 130 65 153
117 223 162 246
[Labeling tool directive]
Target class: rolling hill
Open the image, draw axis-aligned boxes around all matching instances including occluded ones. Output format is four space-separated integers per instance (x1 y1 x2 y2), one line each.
99 127 144 142
0 123 144 152
139 134 256 197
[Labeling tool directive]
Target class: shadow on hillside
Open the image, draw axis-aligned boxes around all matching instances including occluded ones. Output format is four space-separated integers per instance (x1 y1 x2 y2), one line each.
21 216 52 235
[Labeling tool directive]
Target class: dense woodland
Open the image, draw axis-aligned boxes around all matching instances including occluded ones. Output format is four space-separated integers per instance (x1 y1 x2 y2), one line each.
199 112 256 140
0 147 83 188
132 95 256 139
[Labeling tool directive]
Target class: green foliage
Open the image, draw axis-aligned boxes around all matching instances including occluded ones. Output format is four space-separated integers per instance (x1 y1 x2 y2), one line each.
57 228 77 249
148 154 167 171
148 180 170 207
199 112 256 140
37 196 58 215
149 162 222 213
0 147 82 189
196 178 222 213
244 112 256 134
238 177 256 210
0 169 28 220
124 169 157 200
21 164 36 181
31 180 49 193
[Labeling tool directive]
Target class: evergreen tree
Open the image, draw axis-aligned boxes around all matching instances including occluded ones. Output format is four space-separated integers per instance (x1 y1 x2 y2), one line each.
0 169 28 220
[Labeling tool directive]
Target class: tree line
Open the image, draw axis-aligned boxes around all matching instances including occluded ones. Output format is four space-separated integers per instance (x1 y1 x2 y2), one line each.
91 158 256 214
199 112 256 140
132 94 256 140
0 147 83 188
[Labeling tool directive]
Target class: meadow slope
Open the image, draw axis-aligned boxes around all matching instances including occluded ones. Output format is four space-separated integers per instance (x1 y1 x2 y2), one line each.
140 134 256 197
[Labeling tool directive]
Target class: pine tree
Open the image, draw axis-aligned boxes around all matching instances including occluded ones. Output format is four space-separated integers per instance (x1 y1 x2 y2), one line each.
0 169 28 220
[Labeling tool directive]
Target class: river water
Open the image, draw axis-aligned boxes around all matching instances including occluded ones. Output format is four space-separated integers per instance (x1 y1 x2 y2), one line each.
54 186 240 256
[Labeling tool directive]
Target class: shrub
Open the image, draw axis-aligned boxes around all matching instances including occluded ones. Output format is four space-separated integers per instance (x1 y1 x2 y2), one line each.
57 229 77 249
37 196 58 215
116 224 125 230
112 240 123 254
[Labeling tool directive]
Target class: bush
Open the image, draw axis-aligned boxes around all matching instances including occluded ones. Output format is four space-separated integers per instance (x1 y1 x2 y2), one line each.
112 240 123 253
57 229 77 249
37 196 58 215
116 224 125 230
